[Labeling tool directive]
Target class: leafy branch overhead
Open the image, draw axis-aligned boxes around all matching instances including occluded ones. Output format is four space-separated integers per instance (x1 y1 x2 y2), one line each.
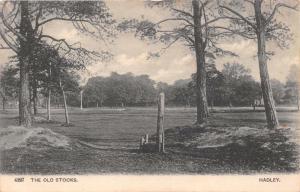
218 0 298 49
117 0 238 58
0 1 115 61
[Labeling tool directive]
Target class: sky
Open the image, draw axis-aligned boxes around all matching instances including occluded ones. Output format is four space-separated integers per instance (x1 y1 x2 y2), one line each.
0 0 299 85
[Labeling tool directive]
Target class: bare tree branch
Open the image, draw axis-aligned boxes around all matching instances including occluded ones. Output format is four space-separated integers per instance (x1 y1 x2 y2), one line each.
171 8 193 18
245 0 254 5
160 35 181 53
265 2 299 25
200 0 210 10
0 44 10 49
40 34 108 61
212 26 256 39
0 26 18 53
202 3 209 48
38 17 101 28
1 2 26 42
155 18 194 26
219 5 257 30
40 35 81 52
200 16 238 27
34 4 42 33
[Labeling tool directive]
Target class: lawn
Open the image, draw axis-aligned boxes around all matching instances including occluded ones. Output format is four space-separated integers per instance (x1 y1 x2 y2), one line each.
0 107 299 174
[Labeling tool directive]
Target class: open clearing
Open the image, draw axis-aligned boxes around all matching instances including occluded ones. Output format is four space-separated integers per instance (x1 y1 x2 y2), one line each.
0 107 299 174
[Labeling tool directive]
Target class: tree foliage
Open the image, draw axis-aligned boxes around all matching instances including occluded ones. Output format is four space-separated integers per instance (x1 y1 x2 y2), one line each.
82 72 156 107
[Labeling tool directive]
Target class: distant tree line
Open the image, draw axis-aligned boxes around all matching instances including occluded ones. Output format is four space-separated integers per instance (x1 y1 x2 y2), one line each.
55 63 297 108
158 63 299 108
1 60 299 110
1 62 299 109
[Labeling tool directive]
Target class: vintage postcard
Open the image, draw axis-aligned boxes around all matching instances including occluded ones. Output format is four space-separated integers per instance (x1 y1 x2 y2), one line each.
0 0 299 191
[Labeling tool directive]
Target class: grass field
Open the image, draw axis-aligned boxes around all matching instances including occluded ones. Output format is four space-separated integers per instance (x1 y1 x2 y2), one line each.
0 107 299 174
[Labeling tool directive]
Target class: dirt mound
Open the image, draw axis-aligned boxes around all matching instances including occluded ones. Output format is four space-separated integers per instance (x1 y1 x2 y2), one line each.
32 116 60 124
0 126 71 151
164 125 297 148
164 125 299 172
188 126 272 148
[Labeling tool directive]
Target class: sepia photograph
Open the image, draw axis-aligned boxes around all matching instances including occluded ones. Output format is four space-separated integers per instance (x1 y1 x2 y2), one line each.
0 0 299 191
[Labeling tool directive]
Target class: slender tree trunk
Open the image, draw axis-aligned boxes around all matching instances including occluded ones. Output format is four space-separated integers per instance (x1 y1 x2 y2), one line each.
32 64 38 115
80 90 83 110
186 97 190 108
297 93 299 111
47 89 51 121
255 0 279 129
18 1 34 127
60 79 69 125
29 85 32 114
47 62 52 121
193 0 208 125
62 89 69 125
2 97 6 111
33 91 38 115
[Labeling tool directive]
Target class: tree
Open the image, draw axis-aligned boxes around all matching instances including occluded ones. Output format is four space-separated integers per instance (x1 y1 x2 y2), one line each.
0 64 18 110
220 63 262 107
47 50 83 125
270 79 285 105
234 80 261 107
119 0 236 124
218 0 298 129
0 1 114 127
82 73 157 107
134 75 156 106
83 76 108 108
171 79 193 107
222 62 253 106
285 64 300 110
58 71 80 125
222 63 252 81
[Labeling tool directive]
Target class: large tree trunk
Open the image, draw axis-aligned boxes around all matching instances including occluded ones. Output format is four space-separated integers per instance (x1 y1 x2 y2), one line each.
255 0 279 129
193 0 208 125
18 1 34 127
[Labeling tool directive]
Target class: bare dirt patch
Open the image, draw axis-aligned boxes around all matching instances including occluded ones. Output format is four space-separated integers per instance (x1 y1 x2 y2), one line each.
0 126 71 151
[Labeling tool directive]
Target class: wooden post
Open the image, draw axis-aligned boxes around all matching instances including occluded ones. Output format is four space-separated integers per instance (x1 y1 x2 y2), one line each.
157 92 165 153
